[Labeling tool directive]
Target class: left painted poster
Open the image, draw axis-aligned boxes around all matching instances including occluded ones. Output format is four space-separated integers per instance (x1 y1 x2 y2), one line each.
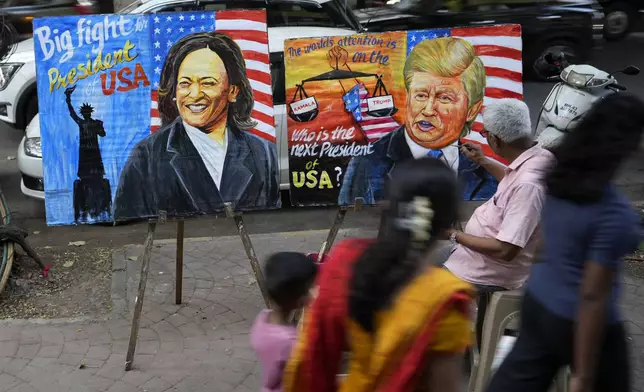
34 14 152 226
34 10 279 226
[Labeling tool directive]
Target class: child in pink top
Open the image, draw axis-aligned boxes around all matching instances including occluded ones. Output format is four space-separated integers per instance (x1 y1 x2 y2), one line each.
250 252 317 392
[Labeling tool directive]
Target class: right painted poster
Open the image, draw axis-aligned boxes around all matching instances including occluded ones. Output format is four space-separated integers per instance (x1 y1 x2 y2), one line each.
284 24 523 207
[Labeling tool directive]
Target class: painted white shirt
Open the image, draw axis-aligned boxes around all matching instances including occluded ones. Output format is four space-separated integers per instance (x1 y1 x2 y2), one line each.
404 130 459 172
183 121 228 189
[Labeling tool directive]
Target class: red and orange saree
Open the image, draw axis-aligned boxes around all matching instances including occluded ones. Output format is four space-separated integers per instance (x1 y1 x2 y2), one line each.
283 238 474 392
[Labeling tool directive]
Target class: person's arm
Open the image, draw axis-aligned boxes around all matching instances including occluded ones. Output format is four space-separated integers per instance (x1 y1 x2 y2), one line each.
451 183 545 262
451 231 521 262
461 142 506 182
426 354 463 392
573 261 613 389
572 210 623 390
424 294 472 392
479 157 507 182
65 93 81 124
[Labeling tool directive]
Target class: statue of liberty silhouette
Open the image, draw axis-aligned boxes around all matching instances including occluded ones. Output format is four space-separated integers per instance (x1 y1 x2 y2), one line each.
65 85 112 222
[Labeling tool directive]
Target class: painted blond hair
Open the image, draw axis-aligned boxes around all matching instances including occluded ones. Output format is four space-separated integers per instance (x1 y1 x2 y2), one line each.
403 37 486 137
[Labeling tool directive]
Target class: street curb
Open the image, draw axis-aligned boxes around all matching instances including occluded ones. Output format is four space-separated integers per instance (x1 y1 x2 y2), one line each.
150 227 373 245
0 315 112 327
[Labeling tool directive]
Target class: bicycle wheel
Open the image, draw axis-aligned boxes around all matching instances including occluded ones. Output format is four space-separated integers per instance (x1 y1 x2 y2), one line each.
0 187 14 296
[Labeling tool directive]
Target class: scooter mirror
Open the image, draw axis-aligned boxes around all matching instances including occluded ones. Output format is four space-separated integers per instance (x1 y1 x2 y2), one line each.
622 65 640 76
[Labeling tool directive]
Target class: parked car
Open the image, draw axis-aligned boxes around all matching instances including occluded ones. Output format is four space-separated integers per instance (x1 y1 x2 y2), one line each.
355 0 605 80
0 0 98 41
17 113 42 200
14 0 362 200
599 0 644 40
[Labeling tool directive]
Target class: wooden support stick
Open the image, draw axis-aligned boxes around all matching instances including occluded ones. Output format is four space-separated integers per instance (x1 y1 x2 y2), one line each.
376 200 389 239
175 220 185 305
319 206 348 257
224 203 270 308
125 220 157 371
298 200 361 324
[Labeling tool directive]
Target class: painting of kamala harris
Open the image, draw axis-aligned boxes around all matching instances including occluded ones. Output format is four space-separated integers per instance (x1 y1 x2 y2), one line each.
113 29 280 221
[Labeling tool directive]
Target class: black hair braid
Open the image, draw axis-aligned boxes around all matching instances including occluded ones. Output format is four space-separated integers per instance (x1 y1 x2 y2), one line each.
348 158 459 333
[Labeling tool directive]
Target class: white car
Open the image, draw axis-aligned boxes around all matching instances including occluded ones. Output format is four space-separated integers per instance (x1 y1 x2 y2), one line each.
0 38 39 129
18 114 44 200
14 0 362 200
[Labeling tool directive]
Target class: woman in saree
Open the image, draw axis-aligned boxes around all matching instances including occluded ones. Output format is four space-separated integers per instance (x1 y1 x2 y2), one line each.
283 157 475 392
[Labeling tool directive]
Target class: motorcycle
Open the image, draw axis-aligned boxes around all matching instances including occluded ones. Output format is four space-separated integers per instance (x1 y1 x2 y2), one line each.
534 54 640 150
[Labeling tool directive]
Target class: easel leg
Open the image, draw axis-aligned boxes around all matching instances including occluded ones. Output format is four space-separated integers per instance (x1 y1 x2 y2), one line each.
175 220 185 305
224 203 270 309
125 221 157 371
318 199 363 261
294 200 362 326
318 207 348 260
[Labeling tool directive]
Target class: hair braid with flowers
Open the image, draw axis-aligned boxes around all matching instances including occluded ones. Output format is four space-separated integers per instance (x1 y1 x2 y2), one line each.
349 158 459 333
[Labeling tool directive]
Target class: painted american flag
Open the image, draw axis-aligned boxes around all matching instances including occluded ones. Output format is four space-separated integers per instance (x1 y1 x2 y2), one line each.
149 10 275 142
343 82 401 142
408 24 522 161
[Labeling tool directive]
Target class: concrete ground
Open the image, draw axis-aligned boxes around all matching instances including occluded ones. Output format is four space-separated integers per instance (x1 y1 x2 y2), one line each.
0 228 374 392
0 228 643 392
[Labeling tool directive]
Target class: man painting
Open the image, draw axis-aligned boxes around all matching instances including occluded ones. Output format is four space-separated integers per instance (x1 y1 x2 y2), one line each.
338 37 495 205
65 85 111 222
443 98 555 347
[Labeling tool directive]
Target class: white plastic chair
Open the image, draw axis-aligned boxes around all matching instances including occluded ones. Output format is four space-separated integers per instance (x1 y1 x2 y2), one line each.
469 290 569 392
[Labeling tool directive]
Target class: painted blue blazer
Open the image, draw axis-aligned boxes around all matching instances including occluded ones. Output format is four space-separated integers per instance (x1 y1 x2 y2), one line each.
338 126 498 206
113 117 280 221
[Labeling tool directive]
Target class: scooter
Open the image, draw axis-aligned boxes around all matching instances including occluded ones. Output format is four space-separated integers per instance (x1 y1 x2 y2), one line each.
534 54 640 150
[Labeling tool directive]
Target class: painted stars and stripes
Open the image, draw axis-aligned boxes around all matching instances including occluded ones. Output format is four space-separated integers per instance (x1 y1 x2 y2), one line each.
342 83 400 142
407 24 523 162
149 10 275 143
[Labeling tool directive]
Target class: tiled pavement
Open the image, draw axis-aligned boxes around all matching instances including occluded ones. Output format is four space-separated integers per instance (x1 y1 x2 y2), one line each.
0 228 376 392
0 228 643 392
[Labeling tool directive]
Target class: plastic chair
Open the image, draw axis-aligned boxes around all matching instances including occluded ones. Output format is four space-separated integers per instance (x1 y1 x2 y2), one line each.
469 290 569 392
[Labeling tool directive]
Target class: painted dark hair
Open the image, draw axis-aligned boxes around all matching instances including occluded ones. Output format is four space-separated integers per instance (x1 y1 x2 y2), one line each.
545 93 644 204
349 158 459 332
157 32 256 131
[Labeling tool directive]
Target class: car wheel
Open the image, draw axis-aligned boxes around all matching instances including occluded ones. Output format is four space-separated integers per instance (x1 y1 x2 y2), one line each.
528 41 580 82
24 95 38 128
603 3 634 41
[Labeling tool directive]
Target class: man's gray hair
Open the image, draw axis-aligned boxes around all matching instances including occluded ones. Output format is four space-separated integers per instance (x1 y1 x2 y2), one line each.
482 98 532 143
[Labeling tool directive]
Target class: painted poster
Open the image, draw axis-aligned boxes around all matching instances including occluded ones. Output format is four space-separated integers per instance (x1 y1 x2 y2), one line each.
34 10 279 226
284 25 523 206
34 14 151 226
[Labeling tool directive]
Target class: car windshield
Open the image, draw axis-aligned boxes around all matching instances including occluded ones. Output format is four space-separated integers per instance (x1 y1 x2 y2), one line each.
269 0 362 30
118 0 144 13
319 0 363 31
391 0 439 12
117 0 362 31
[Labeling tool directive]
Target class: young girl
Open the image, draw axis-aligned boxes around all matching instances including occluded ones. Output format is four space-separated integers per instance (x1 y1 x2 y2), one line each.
250 252 317 392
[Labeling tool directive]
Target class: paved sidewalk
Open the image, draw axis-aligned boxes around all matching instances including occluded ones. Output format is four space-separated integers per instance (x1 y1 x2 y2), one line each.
0 228 375 392
0 228 642 392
